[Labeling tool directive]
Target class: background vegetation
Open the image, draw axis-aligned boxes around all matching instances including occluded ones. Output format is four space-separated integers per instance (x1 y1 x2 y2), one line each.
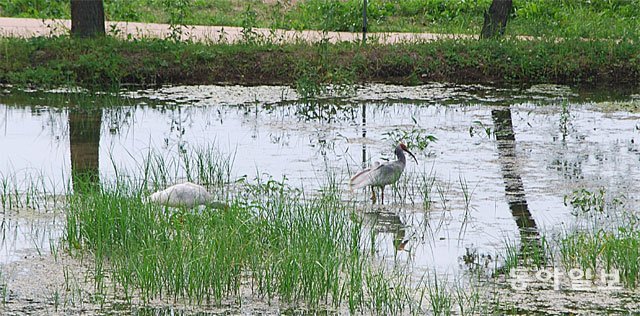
1 35 638 89
1 0 639 39
0 1 638 90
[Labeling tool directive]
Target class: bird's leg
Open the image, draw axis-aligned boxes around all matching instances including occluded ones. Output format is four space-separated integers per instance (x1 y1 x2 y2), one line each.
371 187 377 204
381 186 385 204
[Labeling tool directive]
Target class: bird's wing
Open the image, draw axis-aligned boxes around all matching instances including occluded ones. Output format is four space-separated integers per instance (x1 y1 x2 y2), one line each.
349 162 382 189
149 182 212 207
149 188 172 205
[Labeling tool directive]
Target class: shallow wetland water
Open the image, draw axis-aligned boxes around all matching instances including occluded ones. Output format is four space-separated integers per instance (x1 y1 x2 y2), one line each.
1 83 640 314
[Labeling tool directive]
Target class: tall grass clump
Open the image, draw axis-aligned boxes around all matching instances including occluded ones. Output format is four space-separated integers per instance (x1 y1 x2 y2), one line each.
135 145 234 199
0 170 65 211
555 226 640 289
65 147 419 312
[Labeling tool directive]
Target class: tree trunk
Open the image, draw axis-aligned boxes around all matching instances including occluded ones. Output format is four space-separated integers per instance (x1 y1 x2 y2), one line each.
71 0 105 37
480 0 512 39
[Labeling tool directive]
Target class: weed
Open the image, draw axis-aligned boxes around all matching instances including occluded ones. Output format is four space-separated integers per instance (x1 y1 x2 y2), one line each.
240 5 259 43
569 188 603 213
469 120 493 138
163 0 191 42
294 60 326 99
382 117 438 151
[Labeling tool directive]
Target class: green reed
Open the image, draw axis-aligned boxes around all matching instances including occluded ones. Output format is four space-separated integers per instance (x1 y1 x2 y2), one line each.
0 171 64 211
64 147 424 312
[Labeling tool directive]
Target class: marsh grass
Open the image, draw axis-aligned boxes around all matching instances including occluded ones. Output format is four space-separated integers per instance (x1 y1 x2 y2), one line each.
0 171 64 211
419 168 436 211
554 226 640 289
550 189 640 288
137 145 235 198
427 273 453 315
63 146 434 312
410 272 488 316
451 278 481 316
389 165 437 210
495 188 640 290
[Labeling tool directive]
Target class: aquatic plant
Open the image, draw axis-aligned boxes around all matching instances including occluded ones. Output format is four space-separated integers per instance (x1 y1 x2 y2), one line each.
498 188 640 290
64 146 427 313
0 171 64 211
382 119 438 152
563 188 612 216
469 120 493 139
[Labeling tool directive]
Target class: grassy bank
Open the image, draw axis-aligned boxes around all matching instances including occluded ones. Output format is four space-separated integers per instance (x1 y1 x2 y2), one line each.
1 35 638 89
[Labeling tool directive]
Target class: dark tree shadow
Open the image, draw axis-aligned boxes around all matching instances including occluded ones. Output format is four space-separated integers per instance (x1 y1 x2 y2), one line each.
492 108 545 265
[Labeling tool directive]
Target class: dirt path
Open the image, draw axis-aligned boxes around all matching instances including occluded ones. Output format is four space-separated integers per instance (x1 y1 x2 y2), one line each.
0 17 474 43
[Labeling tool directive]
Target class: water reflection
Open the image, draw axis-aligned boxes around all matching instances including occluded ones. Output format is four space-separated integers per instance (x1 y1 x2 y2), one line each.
1 84 639 288
69 108 102 193
364 210 408 254
491 108 543 260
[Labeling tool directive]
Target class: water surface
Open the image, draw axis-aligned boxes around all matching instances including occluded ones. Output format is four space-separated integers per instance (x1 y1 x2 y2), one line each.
1 83 640 313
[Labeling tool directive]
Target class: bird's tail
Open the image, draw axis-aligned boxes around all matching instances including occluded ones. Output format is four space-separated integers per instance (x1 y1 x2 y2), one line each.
349 162 379 190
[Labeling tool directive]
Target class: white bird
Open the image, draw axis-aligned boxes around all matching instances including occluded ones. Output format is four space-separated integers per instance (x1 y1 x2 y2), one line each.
350 142 418 204
149 181 226 209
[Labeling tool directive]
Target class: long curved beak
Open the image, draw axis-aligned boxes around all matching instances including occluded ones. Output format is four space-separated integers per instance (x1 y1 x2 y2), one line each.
404 148 418 164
